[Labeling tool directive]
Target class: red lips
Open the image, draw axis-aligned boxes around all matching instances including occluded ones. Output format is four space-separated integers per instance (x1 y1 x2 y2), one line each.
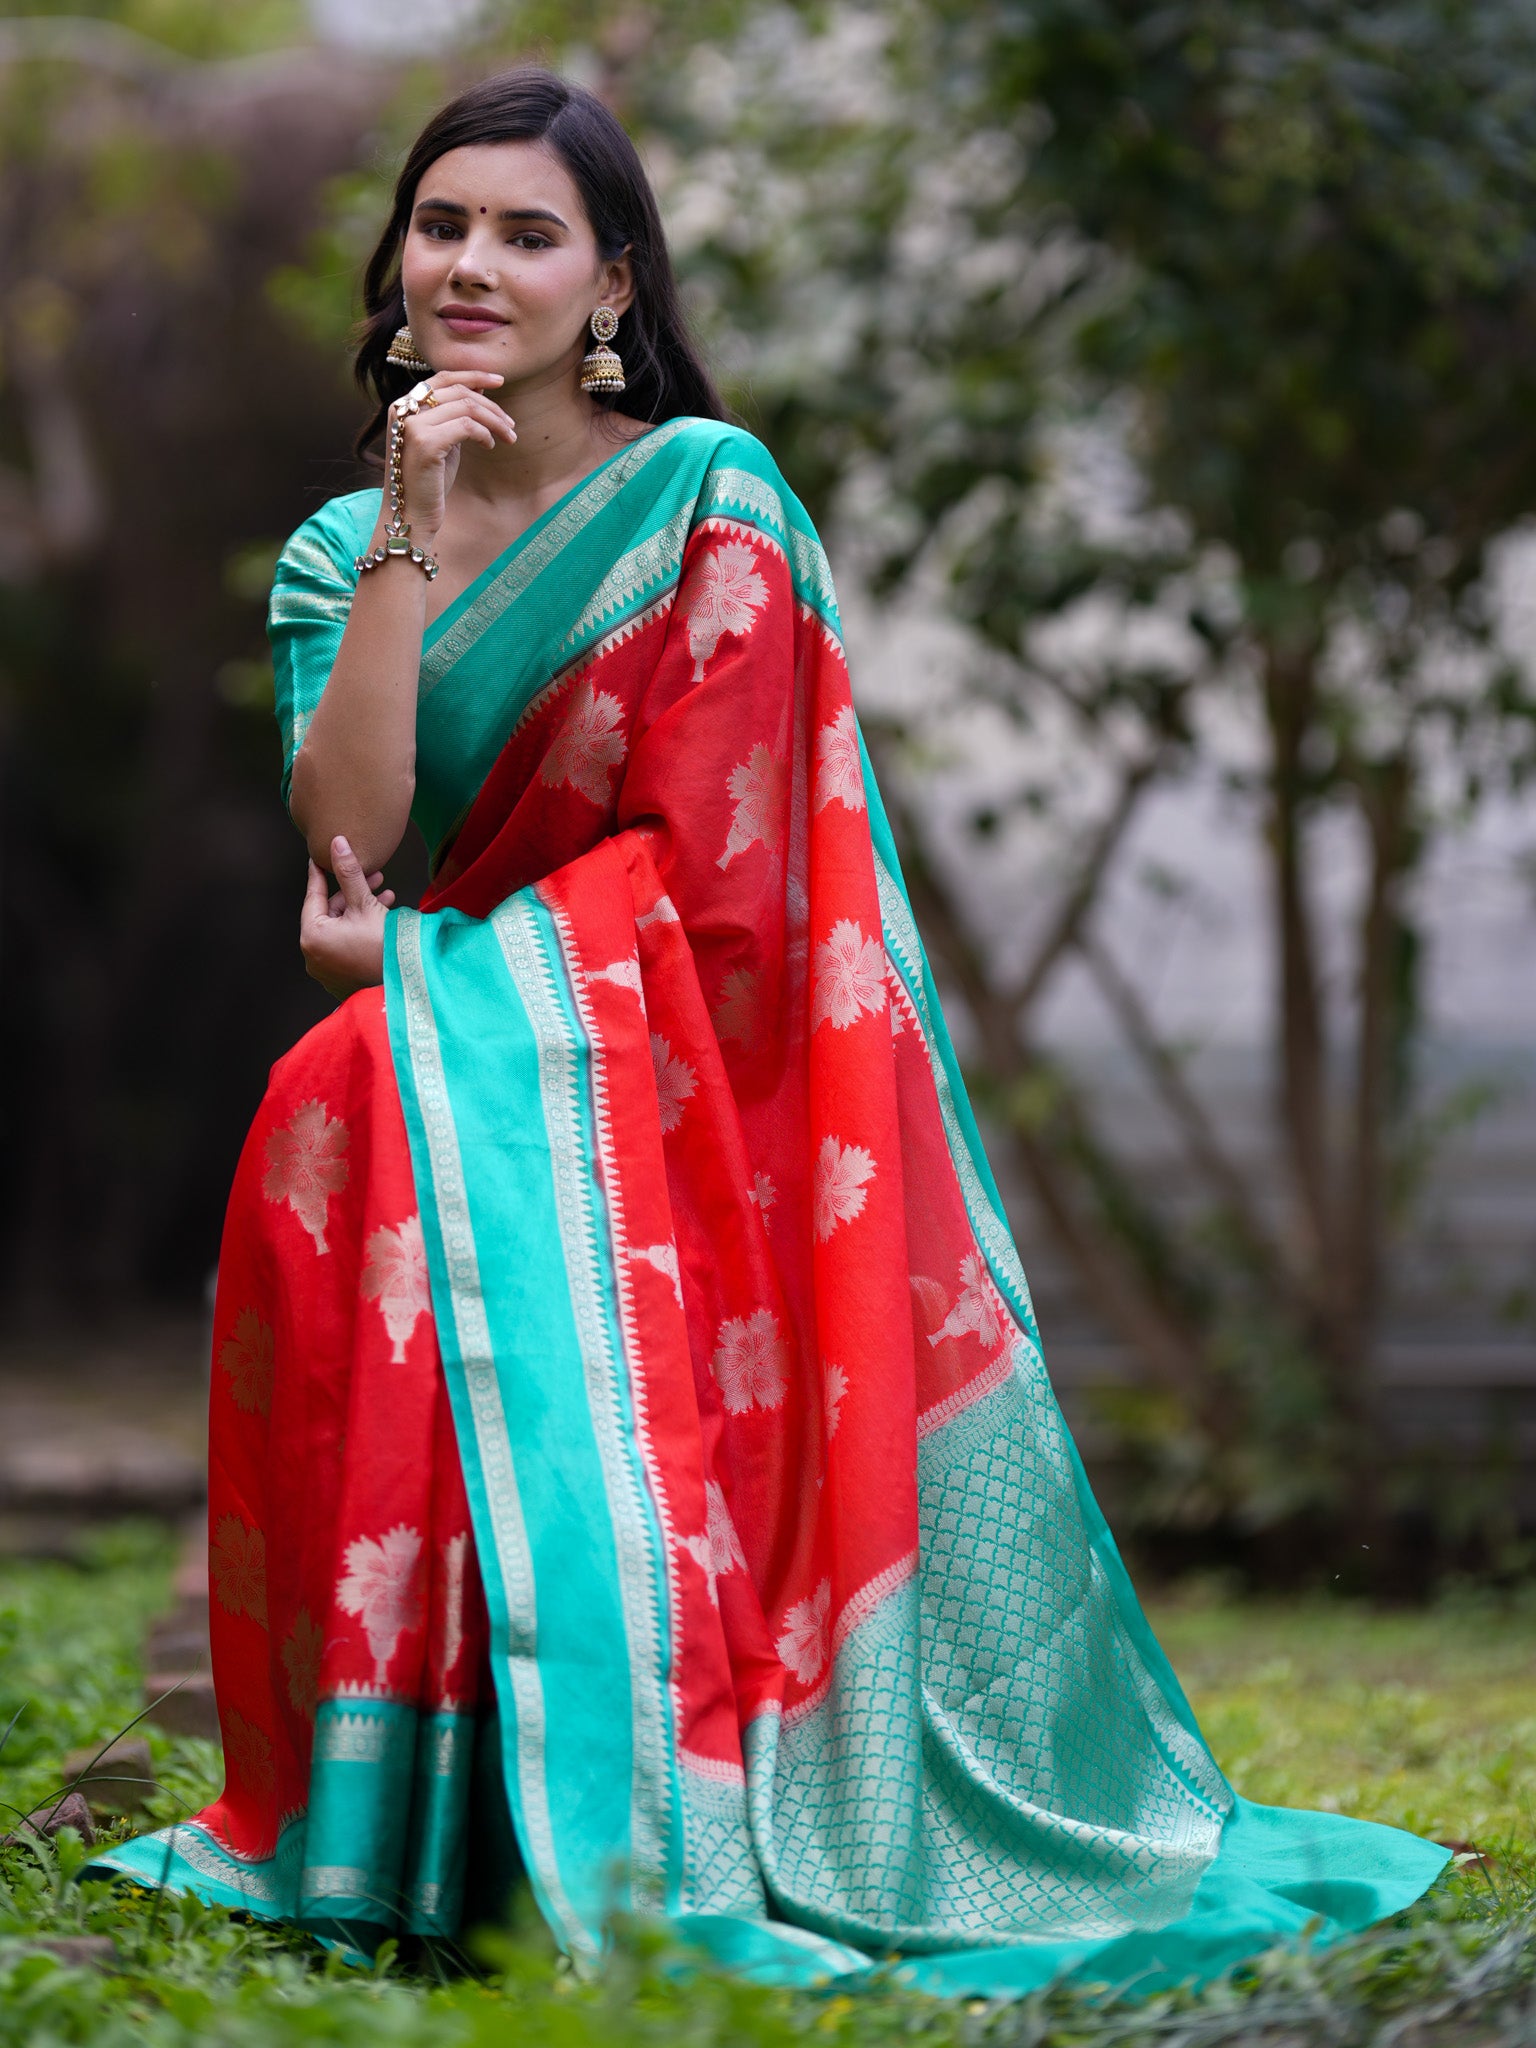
436 303 508 324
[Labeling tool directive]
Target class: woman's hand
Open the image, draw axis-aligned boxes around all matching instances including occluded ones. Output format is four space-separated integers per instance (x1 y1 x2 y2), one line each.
287 373 516 877
395 369 517 540
299 836 398 1001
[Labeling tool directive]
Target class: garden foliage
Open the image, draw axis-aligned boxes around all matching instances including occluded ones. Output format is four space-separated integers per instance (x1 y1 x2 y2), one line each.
1 1538 1535 2043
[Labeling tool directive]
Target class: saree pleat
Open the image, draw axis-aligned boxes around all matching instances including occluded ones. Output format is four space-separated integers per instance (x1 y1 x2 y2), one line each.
88 417 1449 1992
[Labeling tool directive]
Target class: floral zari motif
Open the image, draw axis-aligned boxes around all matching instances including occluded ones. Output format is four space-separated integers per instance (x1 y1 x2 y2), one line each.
261 1099 349 1253
650 1035 698 1134
337 1524 425 1689
710 1310 790 1415
281 1609 323 1720
360 1214 431 1362
775 1578 831 1685
219 1308 274 1416
811 919 887 1033
212 1515 267 1626
719 745 789 870
681 1481 747 1605
823 1362 848 1440
812 1136 877 1242
686 538 770 680
927 1252 1008 1353
813 705 864 814
712 965 762 1048
223 1708 275 1796
542 680 628 805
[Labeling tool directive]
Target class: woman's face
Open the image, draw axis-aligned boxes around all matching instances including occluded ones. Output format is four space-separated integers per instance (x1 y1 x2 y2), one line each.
399 139 631 389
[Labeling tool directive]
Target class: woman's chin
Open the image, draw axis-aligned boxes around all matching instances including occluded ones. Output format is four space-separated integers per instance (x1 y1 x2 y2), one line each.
422 331 516 376
423 348 501 376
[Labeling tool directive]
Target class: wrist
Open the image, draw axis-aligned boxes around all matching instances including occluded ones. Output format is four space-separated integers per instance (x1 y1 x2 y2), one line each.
367 513 440 550
356 522 439 582
361 396 442 579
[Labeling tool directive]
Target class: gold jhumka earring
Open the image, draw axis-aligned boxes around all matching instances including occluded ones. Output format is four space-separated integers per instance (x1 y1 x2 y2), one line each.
579 306 625 394
385 324 433 373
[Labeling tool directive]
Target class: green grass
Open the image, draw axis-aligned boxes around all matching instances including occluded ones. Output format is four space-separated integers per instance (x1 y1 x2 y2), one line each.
1152 1581 1536 1855
0 1525 221 1840
1 1532 1533 2045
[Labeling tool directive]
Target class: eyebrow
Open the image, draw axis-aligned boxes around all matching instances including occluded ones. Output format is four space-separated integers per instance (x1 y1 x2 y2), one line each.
413 197 570 230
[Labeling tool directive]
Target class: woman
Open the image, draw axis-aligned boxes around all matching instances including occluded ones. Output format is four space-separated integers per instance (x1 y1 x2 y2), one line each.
90 69 1448 1994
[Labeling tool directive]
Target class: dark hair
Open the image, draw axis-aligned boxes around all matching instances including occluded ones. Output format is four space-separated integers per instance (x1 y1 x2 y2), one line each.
352 68 728 461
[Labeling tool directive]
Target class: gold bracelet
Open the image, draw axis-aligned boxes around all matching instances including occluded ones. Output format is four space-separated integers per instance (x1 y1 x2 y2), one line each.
354 385 439 580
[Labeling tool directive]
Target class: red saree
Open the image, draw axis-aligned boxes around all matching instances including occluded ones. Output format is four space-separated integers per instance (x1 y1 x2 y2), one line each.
90 417 1448 1992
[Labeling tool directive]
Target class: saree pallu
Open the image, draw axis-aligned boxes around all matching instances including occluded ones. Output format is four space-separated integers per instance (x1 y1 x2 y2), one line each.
89 418 1448 1993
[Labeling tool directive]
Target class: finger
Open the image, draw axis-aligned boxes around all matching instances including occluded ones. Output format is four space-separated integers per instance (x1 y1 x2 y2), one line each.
400 417 502 459
439 390 516 429
407 386 517 427
330 835 375 915
301 860 330 931
459 397 517 442
472 396 517 442
405 395 516 443
396 379 504 424
411 417 495 450
377 889 397 908
394 371 504 417
366 871 385 892
419 381 507 405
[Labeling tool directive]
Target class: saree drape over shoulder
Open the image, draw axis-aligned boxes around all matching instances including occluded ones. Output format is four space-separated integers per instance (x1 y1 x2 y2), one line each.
90 418 1447 1994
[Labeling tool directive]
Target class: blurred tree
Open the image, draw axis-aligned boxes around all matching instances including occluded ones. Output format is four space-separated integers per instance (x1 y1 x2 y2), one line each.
0 3 399 1312
659 0 1536 1537
950 0 1536 1535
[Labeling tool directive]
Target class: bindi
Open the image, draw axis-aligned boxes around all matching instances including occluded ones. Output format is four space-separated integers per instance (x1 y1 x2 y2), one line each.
479 206 487 214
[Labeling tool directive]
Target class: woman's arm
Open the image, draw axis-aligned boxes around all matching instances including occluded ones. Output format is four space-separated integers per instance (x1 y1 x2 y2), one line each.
288 370 516 873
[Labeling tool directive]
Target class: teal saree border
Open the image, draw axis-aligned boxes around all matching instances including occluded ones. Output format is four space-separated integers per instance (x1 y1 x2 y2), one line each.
83 1700 476 1940
88 1815 307 1922
385 889 683 1958
386 903 591 1956
418 420 696 692
490 890 682 1917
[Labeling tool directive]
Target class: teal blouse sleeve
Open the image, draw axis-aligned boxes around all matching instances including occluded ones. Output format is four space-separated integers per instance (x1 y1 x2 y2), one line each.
266 489 380 806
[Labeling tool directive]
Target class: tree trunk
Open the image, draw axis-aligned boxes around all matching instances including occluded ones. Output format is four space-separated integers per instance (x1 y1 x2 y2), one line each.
1335 753 1413 1525
1262 643 1334 1289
